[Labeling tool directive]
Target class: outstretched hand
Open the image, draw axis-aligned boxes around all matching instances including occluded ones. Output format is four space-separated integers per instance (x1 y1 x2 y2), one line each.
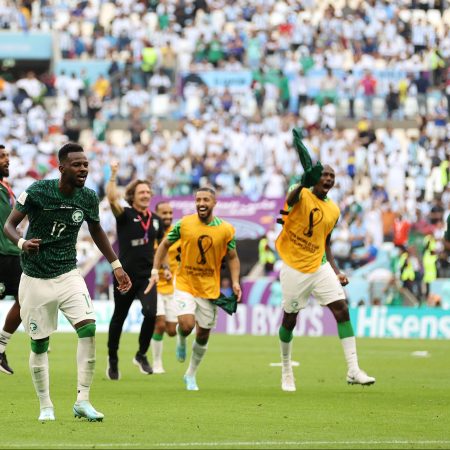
144 272 159 294
301 161 324 188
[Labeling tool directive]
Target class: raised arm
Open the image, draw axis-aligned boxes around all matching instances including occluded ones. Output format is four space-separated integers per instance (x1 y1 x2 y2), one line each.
105 161 124 217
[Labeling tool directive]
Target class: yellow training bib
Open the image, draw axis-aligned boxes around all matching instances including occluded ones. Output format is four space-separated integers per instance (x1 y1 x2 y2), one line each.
276 189 340 273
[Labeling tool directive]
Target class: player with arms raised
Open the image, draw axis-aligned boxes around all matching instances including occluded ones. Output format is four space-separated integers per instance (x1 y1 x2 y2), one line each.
276 129 375 391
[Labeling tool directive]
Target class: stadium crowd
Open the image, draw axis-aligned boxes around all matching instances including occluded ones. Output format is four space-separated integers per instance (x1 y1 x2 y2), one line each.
0 0 449 305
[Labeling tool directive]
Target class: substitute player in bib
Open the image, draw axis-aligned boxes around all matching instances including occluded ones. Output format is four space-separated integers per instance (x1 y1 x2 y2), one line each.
106 162 165 380
151 201 179 374
0 145 22 375
145 187 242 391
4 143 131 421
276 163 375 391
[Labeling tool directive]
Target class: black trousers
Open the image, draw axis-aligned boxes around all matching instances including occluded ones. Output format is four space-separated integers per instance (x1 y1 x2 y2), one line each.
107 275 157 359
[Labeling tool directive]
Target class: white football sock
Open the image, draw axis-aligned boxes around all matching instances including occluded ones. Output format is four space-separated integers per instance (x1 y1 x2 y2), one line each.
280 340 292 370
341 336 359 372
77 336 96 402
186 341 207 377
151 339 163 365
29 351 53 409
0 330 12 353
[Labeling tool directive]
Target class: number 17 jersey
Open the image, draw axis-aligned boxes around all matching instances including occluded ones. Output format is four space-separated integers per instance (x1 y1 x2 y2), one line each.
15 179 100 279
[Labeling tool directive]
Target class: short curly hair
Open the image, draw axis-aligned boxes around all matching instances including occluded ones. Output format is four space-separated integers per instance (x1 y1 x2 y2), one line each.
124 179 152 206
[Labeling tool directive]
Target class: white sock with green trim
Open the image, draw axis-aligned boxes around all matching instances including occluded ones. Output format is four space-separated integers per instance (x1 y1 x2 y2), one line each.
29 351 53 409
186 341 207 377
341 336 359 373
77 337 95 402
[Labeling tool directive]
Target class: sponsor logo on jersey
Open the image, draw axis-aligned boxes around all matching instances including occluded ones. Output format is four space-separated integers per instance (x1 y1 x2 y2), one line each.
72 210 84 223
153 219 159 230
0 282 5 296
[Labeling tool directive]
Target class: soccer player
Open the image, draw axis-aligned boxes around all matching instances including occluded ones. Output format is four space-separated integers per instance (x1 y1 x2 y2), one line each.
105 162 165 380
145 187 242 390
3 143 131 421
276 164 375 391
0 145 22 375
151 201 178 374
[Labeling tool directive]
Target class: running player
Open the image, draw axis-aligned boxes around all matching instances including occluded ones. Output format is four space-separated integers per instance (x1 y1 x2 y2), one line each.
276 164 375 391
4 143 131 421
151 201 179 374
145 187 242 390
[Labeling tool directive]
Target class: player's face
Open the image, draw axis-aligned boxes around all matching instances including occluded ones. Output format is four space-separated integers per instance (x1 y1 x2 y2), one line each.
156 203 173 228
314 166 335 197
133 183 152 211
0 148 10 178
195 191 216 221
61 152 89 188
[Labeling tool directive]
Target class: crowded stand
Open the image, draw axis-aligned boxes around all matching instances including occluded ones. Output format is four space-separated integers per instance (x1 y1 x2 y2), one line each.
0 0 449 306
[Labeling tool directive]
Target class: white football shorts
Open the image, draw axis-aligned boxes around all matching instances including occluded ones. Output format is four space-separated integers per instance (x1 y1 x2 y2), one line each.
280 262 346 313
174 289 218 330
19 269 95 339
156 292 178 322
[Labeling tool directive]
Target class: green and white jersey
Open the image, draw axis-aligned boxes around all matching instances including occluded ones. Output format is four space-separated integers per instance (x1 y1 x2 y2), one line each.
15 179 100 279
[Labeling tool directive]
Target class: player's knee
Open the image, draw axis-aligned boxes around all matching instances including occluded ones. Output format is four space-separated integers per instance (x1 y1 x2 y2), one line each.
76 322 96 338
31 337 49 354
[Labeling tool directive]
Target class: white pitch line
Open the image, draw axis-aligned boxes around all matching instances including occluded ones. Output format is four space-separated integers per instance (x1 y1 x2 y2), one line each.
6 440 450 449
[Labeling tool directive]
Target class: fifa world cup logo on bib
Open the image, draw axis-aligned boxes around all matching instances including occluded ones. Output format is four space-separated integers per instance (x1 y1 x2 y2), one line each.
303 207 323 237
197 235 213 265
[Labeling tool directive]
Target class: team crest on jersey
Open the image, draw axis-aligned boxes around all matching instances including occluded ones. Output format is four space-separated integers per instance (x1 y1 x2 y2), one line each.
72 210 84 223
153 219 159 231
29 320 38 335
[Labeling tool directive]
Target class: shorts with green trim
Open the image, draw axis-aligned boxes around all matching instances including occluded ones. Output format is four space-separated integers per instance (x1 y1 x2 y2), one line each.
18 269 95 339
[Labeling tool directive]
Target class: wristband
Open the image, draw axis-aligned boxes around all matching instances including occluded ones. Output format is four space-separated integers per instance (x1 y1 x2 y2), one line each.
17 238 26 250
151 268 159 276
111 259 122 270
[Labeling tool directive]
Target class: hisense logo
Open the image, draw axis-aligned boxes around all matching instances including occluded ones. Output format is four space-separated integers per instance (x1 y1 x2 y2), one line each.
356 307 450 339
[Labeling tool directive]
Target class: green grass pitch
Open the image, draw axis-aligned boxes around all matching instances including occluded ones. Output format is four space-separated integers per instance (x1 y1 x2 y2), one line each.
1 332 449 449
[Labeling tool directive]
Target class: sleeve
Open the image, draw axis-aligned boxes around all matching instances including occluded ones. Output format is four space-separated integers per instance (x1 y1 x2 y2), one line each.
227 224 236 251
85 191 100 223
167 219 182 243
14 183 38 215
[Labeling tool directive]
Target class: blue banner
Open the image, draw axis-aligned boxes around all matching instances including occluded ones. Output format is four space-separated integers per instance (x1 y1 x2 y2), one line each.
0 32 52 59
351 306 450 339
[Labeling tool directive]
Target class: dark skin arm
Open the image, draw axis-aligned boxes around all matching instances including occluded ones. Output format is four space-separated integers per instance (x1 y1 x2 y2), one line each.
88 221 132 293
286 184 305 207
4 209 41 253
325 232 349 286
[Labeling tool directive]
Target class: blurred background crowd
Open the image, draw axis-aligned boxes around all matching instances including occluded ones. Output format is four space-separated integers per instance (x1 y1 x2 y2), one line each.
0 0 449 306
